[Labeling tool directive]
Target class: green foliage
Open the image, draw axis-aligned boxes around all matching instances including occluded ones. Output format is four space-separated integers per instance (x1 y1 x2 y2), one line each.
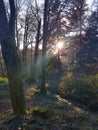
24 105 57 129
25 116 49 130
59 72 98 111
33 106 53 119
26 86 39 97
0 77 8 87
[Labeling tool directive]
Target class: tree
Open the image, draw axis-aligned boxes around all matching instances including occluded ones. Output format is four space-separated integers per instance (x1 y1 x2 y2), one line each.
40 0 49 95
66 0 88 37
0 51 4 77
33 18 41 80
40 0 72 94
86 9 98 38
30 0 42 81
21 3 37 79
15 0 26 50
0 0 27 114
75 7 98 72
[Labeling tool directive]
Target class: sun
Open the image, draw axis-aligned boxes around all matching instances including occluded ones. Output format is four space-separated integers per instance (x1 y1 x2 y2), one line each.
57 41 63 49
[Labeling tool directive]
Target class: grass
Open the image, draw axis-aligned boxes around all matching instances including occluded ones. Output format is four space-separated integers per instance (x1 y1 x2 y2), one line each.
23 94 98 130
0 92 98 130
0 77 11 125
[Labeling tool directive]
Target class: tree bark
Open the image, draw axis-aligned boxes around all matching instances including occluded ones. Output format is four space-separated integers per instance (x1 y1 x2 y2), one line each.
0 0 27 115
9 0 16 38
31 19 41 81
22 14 29 78
41 0 49 95
0 52 4 77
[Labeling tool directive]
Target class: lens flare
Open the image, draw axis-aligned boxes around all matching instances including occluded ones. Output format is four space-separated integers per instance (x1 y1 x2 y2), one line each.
57 41 63 49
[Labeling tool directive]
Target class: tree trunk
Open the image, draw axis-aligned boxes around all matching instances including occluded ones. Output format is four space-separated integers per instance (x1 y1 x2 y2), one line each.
41 0 49 95
9 0 15 38
31 19 41 81
57 50 62 73
0 52 4 77
22 15 28 79
0 0 27 115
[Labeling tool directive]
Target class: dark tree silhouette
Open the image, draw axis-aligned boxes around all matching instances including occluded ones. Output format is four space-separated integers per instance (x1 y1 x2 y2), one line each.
75 8 98 72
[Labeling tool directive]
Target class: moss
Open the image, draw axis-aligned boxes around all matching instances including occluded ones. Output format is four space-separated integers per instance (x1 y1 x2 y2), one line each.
26 86 39 97
9 83 27 115
33 106 54 120
0 77 8 86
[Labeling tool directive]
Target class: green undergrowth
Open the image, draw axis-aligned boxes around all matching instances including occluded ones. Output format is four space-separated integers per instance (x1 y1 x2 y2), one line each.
0 93 98 130
25 85 39 97
33 106 53 119
0 77 8 87
59 72 98 112
24 98 98 130
0 76 98 130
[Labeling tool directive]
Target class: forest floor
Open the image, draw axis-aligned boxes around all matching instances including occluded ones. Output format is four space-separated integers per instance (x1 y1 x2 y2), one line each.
0 72 98 130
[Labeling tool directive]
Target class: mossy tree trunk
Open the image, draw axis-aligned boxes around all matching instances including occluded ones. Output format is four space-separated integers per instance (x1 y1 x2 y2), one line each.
0 0 27 115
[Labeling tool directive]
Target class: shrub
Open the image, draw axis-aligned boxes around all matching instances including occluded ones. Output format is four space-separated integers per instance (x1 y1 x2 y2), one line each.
59 72 98 111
